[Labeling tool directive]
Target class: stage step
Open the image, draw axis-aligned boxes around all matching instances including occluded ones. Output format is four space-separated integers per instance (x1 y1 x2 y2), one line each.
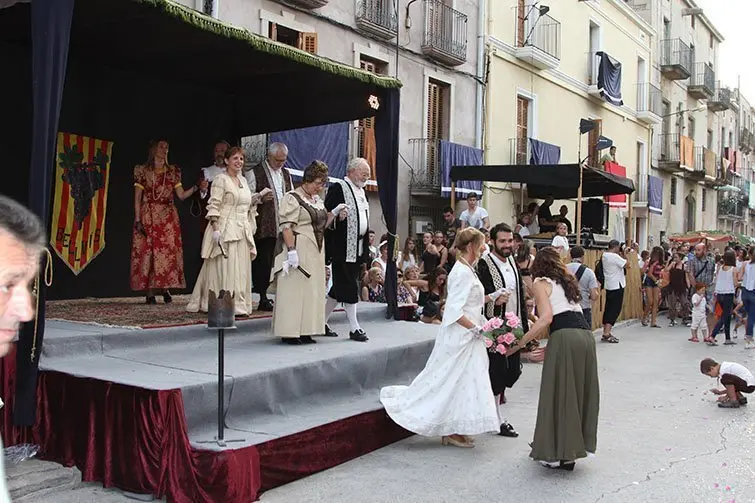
6 458 80 502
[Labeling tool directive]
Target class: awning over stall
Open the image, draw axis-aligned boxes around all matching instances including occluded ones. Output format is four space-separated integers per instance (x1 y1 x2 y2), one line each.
449 163 635 199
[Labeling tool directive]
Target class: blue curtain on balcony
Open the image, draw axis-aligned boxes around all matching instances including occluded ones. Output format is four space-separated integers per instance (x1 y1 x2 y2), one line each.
269 122 350 181
648 175 663 215
440 140 483 198
529 138 561 165
596 51 624 106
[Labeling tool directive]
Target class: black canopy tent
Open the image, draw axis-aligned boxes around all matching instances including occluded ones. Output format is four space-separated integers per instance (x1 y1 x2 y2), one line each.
449 163 635 241
0 0 401 425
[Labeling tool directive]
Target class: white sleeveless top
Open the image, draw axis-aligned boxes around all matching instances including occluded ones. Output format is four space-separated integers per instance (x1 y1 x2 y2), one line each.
535 277 583 315
714 266 736 294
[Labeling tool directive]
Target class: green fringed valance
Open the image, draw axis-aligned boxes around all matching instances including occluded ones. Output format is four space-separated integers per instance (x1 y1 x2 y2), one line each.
134 0 402 89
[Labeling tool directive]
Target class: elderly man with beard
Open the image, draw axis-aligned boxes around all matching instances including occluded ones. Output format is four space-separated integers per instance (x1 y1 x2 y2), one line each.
476 222 530 437
0 195 45 500
196 140 229 234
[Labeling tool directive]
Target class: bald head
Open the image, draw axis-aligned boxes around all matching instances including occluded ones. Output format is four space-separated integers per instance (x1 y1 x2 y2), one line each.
694 243 706 257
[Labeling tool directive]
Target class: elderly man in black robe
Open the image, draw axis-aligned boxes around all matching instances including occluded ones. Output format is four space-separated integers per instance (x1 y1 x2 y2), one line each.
476 222 530 437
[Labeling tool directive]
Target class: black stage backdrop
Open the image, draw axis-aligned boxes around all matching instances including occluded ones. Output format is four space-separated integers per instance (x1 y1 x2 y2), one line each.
2 42 237 299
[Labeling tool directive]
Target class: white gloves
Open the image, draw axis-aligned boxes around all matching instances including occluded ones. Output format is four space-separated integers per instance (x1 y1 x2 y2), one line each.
287 250 300 269
212 230 222 244
331 203 348 216
488 288 508 301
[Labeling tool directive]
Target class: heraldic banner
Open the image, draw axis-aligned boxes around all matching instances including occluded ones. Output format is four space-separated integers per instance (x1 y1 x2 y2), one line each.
50 133 113 275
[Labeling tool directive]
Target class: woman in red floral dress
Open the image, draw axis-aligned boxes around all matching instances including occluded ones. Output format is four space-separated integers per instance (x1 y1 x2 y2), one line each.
131 140 198 304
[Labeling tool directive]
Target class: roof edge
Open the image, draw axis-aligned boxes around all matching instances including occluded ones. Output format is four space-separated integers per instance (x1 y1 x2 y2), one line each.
135 0 403 89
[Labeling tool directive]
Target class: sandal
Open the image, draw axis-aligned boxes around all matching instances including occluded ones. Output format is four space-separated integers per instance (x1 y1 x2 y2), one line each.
704 337 718 346
688 337 699 343
601 335 619 343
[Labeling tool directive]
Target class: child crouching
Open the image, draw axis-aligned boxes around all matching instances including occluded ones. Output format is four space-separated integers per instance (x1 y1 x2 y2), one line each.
700 357 755 408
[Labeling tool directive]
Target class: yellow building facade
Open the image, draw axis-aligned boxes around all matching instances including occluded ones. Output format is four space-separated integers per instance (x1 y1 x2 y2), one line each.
483 0 655 240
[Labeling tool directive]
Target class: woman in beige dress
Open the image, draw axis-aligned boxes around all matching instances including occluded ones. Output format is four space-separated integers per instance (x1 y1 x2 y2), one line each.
272 161 346 345
186 147 262 316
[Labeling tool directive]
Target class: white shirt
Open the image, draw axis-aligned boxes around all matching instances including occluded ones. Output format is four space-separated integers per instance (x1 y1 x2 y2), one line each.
602 252 627 290
345 177 369 253
720 361 755 387
459 206 489 229
490 253 518 316
268 161 286 202
551 235 570 252
714 266 736 294
527 221 540 235
519 226 530 237
691 293 707 319
742 262 755 291
199 164 226 199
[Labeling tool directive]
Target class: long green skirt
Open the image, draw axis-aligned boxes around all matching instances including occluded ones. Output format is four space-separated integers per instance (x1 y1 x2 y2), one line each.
529 327 599 463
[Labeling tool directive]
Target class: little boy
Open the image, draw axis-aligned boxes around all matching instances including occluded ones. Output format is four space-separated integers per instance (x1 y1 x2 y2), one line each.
700 357 755 408
688 283 708 343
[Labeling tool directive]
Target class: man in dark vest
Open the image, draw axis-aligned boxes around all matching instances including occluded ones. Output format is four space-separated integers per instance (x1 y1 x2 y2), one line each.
323 158 372 342
246 142 293 311
476 222 530 438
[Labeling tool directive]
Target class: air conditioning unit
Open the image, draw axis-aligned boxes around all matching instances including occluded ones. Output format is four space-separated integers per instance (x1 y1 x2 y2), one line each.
413 218 434 235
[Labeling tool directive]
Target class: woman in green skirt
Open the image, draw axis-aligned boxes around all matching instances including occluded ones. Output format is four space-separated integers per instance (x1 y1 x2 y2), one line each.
507 246 599 470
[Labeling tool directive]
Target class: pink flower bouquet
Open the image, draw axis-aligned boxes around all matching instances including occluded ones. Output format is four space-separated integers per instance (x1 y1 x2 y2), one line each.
480 312 524 355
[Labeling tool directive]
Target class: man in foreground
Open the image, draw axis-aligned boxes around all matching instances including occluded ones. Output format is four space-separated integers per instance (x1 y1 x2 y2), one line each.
0 194 46 502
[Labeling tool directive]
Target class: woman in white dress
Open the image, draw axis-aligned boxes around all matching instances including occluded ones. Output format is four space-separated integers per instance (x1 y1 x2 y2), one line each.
186 147 259 316
380 227 500 448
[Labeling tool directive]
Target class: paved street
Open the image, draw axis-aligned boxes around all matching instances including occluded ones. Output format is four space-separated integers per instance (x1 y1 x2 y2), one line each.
261 317 755 503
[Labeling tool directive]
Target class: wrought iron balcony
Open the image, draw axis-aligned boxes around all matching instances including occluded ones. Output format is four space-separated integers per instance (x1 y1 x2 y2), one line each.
660 39 692 80
421 0 468 66
356 0 398 40
708 83 731 112
718 196 747 220
740 128 752 154
622 0 653 24
658 133 694 173
408 138 441 196
513 4 561 70
636 83 662 124
508 137 530 166
281 0 328 8
693 146 718 181
688 62 715 100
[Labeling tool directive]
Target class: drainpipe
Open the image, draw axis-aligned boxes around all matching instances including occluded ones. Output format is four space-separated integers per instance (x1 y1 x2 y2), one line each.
474 0 486 150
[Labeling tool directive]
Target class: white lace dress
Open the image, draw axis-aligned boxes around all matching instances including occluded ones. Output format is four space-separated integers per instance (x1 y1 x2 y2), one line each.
379 261 500 436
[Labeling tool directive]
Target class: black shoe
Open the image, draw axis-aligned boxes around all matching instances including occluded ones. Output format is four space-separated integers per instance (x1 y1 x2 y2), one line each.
349 329 369 342
738 396 748 405
324 325 339 337
282 338 303 345
163 292 172 304
146 296 157 305
559 461 576 471
258 299 274 311
498 422 519 438
300 335 317 344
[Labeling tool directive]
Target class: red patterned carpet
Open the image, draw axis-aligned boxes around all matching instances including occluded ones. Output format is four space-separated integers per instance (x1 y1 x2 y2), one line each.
45 295 271 328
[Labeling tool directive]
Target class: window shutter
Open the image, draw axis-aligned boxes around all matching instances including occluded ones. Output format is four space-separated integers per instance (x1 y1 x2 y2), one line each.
516 96 529 164
427 81 442 184
300 32 318 54
588 119 603 168
516 0 526 47
360 59 378 190
269 22 278 41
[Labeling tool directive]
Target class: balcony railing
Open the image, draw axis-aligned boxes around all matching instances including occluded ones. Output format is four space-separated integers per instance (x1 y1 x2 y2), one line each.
740 128 752 153
693 146 718 179
421 0 468 66
708 83 731 112
636 82 662 116
688 62 715 99
514 4 561 62
508 137 530 165
356 0 398 40
660 39 693 80
719 196 747 219
408 138 440 195
623 0 653 24
659 133 681 163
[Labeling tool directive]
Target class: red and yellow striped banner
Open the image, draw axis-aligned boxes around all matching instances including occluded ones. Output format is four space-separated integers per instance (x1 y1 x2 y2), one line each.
50 133 113 275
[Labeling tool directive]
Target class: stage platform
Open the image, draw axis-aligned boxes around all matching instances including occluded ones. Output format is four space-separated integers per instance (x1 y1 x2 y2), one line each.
5 303 439 502
41 304 437 448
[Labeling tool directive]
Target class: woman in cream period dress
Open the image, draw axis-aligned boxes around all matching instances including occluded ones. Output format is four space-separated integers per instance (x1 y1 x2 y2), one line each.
271 161 346 344
380 227 500 448
187 147 263 316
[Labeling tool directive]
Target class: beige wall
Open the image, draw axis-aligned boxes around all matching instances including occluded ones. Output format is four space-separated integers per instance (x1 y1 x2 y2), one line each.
485 0 652 235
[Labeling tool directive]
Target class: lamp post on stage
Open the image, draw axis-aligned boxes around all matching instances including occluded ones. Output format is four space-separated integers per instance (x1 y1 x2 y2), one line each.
197 287 245 447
